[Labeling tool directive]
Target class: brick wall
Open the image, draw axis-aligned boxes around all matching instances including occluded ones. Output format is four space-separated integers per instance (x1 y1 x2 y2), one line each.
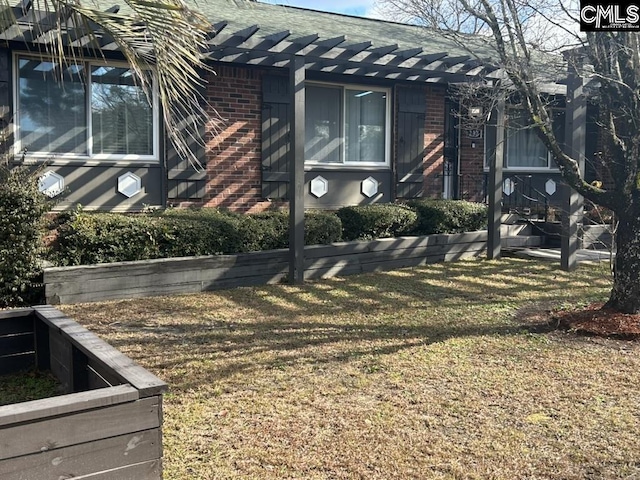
458 127 486 202
423 85 446 198
200 66 451 211
203 65 276 212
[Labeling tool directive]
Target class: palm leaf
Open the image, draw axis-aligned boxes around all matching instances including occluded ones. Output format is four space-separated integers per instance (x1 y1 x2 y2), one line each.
3 0 217 170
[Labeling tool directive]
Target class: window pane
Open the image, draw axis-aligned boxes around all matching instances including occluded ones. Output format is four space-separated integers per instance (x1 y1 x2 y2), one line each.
506 110 548 168
305 85 342 163
91 66 153 155
18 59 87 154
345 89 386 163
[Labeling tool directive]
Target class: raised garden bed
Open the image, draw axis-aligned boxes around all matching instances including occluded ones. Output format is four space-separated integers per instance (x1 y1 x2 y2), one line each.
0 306 167 480
43 231 490 304
0 370 60 406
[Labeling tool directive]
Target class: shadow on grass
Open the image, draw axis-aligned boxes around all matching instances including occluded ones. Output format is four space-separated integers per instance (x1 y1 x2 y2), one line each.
66 257 612 392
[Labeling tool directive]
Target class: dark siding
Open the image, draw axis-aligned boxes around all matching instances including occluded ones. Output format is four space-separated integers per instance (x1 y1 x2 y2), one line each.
261 74 290 200
0 48 11 161
396 86 426 198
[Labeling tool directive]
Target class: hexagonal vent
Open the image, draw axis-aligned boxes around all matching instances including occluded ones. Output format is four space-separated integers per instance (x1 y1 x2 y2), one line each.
118 172 142 198
503 178 515 196
38 171 64 198
545 178 557 196
310 176 329 198
361 176 379 198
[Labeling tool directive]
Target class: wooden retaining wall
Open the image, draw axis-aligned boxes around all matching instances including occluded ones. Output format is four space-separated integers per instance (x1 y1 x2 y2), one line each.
44 231 489 304
0 306 167 480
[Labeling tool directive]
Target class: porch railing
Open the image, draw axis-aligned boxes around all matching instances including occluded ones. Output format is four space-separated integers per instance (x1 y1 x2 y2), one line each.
448 172 557 220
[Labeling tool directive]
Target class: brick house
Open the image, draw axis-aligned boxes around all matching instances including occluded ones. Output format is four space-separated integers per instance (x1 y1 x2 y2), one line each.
3 0 590 214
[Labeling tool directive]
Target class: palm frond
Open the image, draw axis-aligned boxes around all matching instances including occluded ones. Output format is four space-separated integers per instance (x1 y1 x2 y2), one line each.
2 0 217 170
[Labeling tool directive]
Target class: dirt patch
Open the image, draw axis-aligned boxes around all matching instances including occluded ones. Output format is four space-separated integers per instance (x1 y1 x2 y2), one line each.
552 302 640 339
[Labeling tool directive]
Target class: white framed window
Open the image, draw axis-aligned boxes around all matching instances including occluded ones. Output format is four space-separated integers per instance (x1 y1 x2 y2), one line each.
305 83 390 167
504 108 565 170
14 54 159 162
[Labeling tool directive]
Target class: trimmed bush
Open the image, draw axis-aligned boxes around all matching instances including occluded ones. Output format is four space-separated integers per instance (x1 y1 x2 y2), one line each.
336 204 417 241
52 212 165 265
304 210 342 245
240 211 290 252
157 208 246 255
51 208 343 266
0 166 51 306
406 199 488 235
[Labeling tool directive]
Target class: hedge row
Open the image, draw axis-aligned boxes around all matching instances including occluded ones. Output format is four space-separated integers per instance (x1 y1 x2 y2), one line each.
50 209 343 266
49 200 487 266
405 199 488 235
336 199 487 240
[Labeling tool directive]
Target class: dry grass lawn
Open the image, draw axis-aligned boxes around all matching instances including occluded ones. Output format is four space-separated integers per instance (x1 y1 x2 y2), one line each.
61 258 640 480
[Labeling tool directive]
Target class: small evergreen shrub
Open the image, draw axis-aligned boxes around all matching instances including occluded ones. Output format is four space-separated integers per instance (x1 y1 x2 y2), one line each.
52 212 165 265
240 211 290 252
336 204 417 241
406 199 488 235
304 210 342 245
158 209 245 255
0 166 51 306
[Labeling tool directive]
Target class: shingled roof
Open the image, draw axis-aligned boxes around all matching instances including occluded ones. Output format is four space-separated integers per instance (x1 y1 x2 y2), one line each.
199 0 501 83
0 0 506 83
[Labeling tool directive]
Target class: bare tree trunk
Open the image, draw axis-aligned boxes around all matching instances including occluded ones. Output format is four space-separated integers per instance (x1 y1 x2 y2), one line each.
606 213 640 313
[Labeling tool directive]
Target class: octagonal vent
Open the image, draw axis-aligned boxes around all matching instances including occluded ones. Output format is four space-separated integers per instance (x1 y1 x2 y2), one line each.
503 178 515 196
361 176 379 198
118 172 142 198
38 171 64 198
545 178 557 196
310 176 329 198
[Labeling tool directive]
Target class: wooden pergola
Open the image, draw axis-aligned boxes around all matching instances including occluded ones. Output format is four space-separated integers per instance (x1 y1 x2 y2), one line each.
2 1 585 279
205 21 504 283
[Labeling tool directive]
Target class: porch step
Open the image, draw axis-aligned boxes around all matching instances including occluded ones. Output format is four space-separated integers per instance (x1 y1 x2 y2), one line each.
502 235 543 248
500 223 532 237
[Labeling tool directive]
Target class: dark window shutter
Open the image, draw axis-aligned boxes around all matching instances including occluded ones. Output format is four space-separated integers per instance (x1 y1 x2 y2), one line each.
262 75 290 200
166 73 207 201
166 121 207 200
166 75 207 203
396 87 426 198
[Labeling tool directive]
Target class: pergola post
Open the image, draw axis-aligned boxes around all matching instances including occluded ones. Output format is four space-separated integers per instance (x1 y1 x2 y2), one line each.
487 94 505 260
288 55 305 284
561 54 586 271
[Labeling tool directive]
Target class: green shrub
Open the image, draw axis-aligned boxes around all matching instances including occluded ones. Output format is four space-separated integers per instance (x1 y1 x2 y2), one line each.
240 211 290 252
158 209 245 256
0 166 51 306
53 212 165 265
406 199 488 235
336 204 417 241
51 208 344 266
305 210 342 245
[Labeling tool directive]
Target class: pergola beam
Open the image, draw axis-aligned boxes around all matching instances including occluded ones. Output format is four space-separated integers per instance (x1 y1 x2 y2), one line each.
301 34 345 56
1 7 495 86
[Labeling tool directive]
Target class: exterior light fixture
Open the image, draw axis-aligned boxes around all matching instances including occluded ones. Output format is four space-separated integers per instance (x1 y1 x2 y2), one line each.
469 106 483 118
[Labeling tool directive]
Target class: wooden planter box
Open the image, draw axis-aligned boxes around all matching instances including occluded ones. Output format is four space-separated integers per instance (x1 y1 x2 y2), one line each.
0 305 167 480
